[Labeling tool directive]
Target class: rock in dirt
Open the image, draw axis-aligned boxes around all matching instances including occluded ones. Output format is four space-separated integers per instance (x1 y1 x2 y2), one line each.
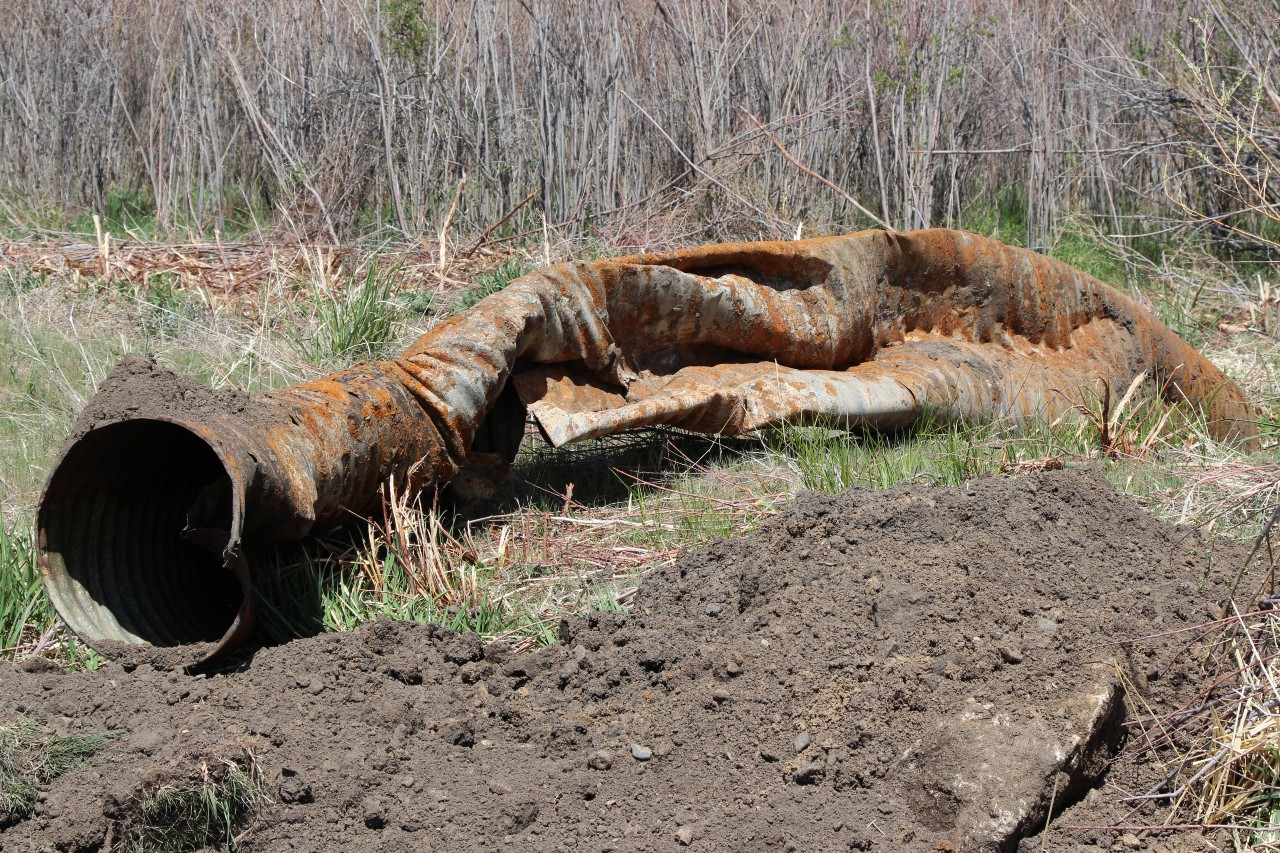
361 796 386 830
278 769 313 805
0 468 1246 852
793 759 826 785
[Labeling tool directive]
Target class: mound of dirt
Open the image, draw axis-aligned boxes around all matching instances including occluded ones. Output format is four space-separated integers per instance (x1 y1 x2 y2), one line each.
0 468 1245 852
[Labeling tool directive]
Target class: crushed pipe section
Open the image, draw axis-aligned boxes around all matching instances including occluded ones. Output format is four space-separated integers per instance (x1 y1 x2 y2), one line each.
36 228 1257 668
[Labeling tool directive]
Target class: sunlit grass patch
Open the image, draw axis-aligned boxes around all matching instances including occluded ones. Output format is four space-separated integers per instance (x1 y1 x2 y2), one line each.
0 520 54 662
453 257 528 313
124 757 266 853
0 716 119 826
294 256 403 367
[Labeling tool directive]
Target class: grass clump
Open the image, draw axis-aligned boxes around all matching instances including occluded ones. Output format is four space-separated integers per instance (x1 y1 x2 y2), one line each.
255 483 558 650
767 415 1002 494
0 716 119 825
0 520 54 660
454 258 527 313
298 259 401 367
138 273 204 342
125 759 266 853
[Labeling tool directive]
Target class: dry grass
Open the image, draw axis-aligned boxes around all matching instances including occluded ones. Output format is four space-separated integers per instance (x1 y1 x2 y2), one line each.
0 0 1277 845
1118 598 1280 848
0 236 527 311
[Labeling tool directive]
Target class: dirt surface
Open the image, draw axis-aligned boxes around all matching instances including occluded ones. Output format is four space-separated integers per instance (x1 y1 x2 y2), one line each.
0 468 1248 852
67 354 252 439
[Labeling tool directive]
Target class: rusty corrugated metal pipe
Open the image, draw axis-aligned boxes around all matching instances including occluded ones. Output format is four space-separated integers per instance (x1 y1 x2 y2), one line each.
37 229 1259 669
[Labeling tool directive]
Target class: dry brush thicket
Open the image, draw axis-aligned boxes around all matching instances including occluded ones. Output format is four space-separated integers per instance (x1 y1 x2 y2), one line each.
0 0 1276 249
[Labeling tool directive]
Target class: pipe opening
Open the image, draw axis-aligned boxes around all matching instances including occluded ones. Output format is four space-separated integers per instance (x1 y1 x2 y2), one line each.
39 419 244 648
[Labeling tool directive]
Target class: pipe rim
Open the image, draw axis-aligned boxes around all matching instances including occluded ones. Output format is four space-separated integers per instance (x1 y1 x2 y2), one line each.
37 416 256 670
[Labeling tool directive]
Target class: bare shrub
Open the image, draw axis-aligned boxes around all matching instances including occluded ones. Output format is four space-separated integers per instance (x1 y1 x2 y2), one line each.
2 0 1266 245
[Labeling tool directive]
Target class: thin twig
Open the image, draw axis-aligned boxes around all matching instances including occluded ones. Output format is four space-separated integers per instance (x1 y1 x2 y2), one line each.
741 110 894 231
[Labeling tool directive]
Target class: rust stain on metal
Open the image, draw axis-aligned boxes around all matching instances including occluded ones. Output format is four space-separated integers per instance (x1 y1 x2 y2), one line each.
35 229 1258 668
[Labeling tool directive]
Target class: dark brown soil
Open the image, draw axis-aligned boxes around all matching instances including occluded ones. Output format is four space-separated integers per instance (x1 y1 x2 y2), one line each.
67 354 252 439
0 468 1247 852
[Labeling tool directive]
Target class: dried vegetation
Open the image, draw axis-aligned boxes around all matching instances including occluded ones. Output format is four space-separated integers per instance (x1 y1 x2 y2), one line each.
1 0 1279 845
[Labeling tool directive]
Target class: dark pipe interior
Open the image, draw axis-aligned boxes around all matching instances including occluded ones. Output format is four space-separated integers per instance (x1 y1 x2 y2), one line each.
39 420 243 647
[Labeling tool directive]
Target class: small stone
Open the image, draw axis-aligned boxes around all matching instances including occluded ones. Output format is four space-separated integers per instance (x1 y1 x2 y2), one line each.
793 760 825 785
929 652 964 675
362 798 386 830
794 732 811 753
675 825 695 846
705 603 723 617
278 774 314 805
1145 664 1160 681
711 687 731 704
587 750 613 770
998 644 1024 664
630 744 652 761
1036 617 1059 632
1119 832 1143 849
400 775 415 788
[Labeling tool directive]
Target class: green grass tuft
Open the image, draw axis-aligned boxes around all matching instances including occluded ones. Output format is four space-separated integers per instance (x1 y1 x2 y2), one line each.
0 521 54 660
0 716 119 825
126 760 265 853
396 287 438 317
254 504 558 649
454 258 528 313
298 260 402 366
766 415 1001 494
138 273 203 342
